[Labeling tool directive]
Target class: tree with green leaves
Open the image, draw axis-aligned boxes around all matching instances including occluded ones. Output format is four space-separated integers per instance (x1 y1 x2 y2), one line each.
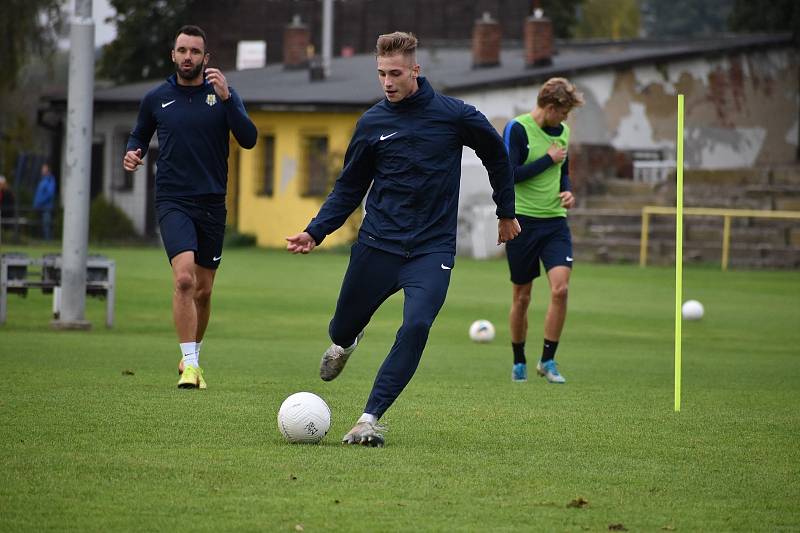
0 0 64 187
98 0 195 83
0 0 63 92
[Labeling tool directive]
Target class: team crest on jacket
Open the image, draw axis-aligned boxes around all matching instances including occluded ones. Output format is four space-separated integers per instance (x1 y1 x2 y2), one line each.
206 94 217 107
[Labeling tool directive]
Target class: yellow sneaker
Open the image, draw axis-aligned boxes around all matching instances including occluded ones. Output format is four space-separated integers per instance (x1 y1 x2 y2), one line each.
178 365 204 389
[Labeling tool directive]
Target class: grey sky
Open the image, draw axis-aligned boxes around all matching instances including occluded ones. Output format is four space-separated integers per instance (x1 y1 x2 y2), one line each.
64 0 117 47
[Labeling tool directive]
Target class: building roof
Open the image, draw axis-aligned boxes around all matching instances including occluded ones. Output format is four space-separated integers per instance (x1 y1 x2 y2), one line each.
54 33 793 110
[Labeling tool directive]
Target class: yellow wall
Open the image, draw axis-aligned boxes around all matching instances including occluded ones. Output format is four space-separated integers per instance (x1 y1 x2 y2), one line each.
226 139 240 226
235 110 363 248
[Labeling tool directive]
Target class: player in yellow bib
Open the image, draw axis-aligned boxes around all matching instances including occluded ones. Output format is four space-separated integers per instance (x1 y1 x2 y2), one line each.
502 78 584 384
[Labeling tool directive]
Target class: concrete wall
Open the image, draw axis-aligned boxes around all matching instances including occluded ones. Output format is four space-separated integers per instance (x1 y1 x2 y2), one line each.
454 45 799 257
458 47 798 171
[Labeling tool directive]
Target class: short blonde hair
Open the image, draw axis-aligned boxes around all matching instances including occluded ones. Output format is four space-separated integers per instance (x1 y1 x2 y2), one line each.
375 31 418 58
537 78 584 110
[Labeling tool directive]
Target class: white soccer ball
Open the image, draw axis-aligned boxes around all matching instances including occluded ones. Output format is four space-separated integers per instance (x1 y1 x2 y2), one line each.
277 392 331 444
469 319 496 343
681 299 704 321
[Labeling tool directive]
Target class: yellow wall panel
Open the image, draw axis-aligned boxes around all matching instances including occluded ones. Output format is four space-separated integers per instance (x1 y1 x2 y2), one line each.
233 110 365 248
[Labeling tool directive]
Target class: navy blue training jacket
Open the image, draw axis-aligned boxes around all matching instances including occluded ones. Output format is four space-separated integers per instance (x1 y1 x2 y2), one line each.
305 77 515 258
127 74 257 199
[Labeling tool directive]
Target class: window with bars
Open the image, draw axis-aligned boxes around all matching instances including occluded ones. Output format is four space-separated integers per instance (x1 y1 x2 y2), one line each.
302 135 330 197
257 134 275 196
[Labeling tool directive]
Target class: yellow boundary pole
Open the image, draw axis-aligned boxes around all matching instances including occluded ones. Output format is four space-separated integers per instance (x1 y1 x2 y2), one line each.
675 95 684 413
721 215 731 271
639 212 650 267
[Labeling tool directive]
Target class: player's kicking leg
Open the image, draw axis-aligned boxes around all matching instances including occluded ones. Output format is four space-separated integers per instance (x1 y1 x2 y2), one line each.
320 330 365 381
321 244 398 381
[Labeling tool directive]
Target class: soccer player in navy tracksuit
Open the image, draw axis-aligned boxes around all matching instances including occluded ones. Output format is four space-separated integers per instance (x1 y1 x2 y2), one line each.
286 32 521 446
123 25 257 389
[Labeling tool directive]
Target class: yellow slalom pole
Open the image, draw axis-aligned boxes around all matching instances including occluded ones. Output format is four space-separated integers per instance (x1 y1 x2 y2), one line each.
675 94 684 412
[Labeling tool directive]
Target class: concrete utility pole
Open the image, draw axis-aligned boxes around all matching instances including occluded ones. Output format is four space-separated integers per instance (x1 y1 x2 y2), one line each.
322 0 333 78
54 0 94 330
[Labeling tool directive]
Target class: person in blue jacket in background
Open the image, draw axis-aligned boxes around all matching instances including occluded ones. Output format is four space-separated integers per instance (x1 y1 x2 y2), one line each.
33 163 57 241
123 25 257 390
286 31 521 447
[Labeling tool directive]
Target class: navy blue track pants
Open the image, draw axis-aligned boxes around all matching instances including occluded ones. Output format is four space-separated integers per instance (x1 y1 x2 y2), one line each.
329 243 454 419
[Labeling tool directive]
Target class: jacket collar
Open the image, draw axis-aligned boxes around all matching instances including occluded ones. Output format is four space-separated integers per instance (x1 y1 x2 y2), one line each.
167 73 211 92
384 76 434 112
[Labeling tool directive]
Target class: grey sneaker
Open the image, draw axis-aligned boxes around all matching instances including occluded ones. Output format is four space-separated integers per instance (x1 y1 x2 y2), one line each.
342 421 386 447
320 330 364 381
536 359 566 384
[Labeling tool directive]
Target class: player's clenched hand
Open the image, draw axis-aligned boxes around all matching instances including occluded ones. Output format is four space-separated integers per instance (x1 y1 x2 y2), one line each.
559 191 575 209
546 143 567 164
497 217 521 244
286 232 317 254
123 148 143 172
205 68 230 101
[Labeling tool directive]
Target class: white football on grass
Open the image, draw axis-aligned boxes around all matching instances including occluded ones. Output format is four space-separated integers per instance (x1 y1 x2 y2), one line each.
681 300 704 321
469 319 496 343
277 392 331 443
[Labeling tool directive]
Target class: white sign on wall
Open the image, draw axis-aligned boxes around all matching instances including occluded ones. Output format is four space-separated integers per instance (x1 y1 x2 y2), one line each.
236 41 267 70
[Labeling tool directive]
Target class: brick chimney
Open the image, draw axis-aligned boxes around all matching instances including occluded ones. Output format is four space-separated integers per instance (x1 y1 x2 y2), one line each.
283 15 310 70
524 8 553 67
472 12 501 69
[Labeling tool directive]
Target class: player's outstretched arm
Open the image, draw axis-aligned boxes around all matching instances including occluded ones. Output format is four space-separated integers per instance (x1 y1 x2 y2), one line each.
286 232 317 254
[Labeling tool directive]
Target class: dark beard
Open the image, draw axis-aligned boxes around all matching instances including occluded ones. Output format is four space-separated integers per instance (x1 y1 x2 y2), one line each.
175 61 203 81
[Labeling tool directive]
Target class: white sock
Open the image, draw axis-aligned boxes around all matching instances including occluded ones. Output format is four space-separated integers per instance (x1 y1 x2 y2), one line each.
180 341 198 369
343 336 359 355
358 413 378 425
196 340 203 359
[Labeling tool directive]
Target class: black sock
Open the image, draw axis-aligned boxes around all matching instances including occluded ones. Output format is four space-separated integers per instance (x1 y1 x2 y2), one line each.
512 342 526 365
541 339 559 362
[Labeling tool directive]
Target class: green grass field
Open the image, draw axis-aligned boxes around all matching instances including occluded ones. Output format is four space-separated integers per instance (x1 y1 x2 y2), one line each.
1 245 798 531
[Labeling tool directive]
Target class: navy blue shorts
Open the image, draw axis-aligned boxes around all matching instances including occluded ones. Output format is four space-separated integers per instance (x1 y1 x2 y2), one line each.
156 195 227 270
505 215 573 285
